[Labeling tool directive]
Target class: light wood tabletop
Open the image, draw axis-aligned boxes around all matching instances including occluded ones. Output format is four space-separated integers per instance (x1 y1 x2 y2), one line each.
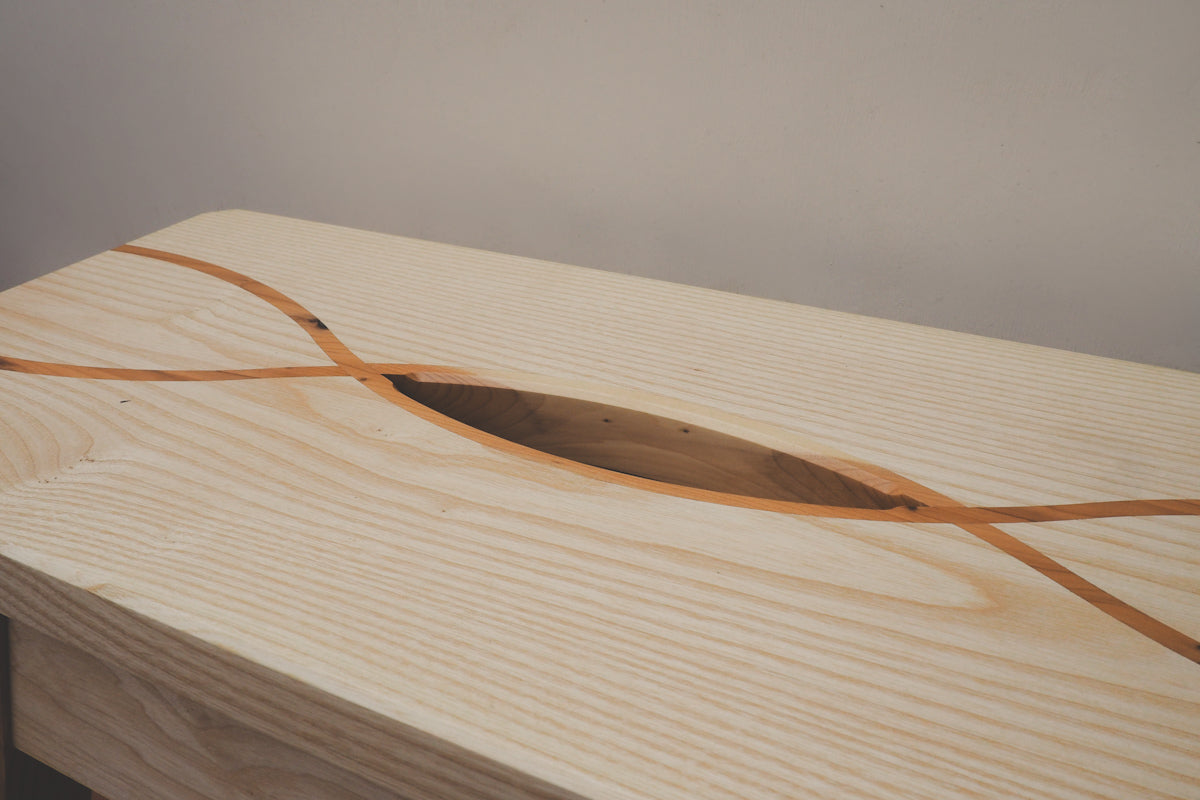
0 211 1197 800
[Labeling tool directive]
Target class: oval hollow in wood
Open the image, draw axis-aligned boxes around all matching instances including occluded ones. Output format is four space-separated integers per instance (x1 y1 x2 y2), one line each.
386 372 923 511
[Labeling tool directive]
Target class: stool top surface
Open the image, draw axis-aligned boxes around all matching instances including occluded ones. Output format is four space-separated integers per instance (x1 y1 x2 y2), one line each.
1 210 1197 799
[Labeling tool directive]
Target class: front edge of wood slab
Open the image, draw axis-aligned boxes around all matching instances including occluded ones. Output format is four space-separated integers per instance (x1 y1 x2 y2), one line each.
0 556 586 800
9 621 407 800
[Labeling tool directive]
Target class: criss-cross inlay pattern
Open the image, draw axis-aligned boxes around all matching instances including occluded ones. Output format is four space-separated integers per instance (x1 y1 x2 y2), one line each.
2 244 1197 665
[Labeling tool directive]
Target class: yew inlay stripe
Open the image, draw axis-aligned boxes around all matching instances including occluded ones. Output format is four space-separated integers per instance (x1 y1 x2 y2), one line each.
0 356 344 381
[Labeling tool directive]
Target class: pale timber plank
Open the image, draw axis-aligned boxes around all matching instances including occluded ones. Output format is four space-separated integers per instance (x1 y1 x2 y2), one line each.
0 210 1197 799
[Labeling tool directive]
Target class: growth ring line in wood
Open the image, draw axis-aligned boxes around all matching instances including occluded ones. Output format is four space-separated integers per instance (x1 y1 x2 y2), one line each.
2 243 1197 665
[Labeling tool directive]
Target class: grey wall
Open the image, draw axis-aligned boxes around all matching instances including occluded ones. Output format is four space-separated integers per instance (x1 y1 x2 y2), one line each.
2 1 1197 371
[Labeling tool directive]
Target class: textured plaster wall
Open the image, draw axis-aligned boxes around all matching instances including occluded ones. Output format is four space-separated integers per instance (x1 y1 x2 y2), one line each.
1 1 1197 370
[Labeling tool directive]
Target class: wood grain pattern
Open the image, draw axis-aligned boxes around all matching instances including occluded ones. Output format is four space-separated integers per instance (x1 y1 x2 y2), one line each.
0 210 1198 799
0 558 583 800
10 621 407 800
6 242 1196 663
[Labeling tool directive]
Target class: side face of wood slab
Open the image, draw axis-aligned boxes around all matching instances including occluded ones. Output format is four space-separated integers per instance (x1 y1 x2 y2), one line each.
0 210 1197 800
9 621 406 800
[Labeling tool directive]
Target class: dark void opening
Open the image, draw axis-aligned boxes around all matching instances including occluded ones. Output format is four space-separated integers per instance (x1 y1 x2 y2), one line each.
386 373 922 510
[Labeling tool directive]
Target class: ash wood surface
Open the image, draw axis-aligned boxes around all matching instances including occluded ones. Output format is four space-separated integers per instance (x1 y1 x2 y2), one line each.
9 621 404 800
0 210 1198 799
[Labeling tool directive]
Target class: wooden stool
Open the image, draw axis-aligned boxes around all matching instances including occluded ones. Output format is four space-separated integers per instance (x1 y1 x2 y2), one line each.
1 212 1196 799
